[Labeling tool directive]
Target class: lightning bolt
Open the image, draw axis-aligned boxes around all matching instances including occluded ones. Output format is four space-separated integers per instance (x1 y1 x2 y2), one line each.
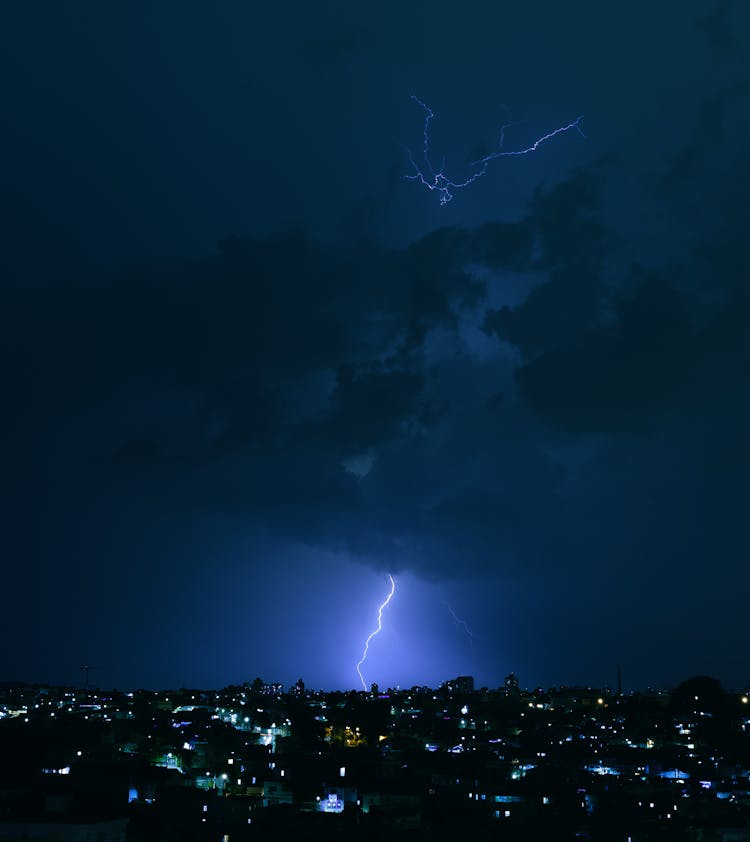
444 601 476 648
404 95 585 205
356 574 396 691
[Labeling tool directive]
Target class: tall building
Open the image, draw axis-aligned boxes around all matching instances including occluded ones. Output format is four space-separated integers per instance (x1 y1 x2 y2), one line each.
504 672 520 694
444 676 475 694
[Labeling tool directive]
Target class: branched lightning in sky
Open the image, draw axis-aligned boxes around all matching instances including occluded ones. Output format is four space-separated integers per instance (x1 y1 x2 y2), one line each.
404 95 585 205
444 601 476 648
356 574 396 691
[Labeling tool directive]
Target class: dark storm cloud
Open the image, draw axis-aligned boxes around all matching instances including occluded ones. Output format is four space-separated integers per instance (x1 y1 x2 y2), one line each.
659 82 750 197
1 187 560 578
498 275 697 432
695 0 746 54
482 173 607 358
326 363 429 452
300 25 379 70
5 146 750 584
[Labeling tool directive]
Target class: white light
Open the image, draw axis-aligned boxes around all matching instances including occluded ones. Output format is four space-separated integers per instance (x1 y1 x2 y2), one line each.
339 766 345 777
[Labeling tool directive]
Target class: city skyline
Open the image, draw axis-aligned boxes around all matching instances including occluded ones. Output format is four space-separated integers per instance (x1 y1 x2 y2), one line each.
2 672 749 839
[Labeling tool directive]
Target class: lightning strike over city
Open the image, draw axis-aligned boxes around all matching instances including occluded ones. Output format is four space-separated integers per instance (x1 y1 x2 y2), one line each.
5 3 749 836
404 95 585 205
355 574 396 691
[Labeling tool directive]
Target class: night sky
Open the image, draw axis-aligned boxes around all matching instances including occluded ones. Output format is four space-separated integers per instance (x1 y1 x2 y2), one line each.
3 1 749 693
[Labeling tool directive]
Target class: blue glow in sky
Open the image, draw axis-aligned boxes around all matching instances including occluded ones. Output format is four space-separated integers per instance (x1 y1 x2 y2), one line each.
3 0 750 693
404 96 584 205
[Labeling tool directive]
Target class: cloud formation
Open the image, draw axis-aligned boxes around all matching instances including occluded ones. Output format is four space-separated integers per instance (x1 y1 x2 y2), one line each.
5 154 749 598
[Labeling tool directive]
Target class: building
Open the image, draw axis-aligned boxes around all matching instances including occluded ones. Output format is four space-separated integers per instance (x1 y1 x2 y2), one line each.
444 676 475 694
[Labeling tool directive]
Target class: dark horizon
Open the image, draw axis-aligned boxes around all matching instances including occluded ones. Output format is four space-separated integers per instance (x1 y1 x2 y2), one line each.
2 672 747 698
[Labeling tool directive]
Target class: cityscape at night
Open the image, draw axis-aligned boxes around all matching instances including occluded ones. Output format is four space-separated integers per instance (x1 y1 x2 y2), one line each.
3 0 750 839
2 675 750 840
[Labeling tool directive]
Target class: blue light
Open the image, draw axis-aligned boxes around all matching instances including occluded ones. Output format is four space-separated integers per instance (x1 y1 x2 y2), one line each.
404 96 584 205
355 575 396 690
444 602 476 646
320 793 344 814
